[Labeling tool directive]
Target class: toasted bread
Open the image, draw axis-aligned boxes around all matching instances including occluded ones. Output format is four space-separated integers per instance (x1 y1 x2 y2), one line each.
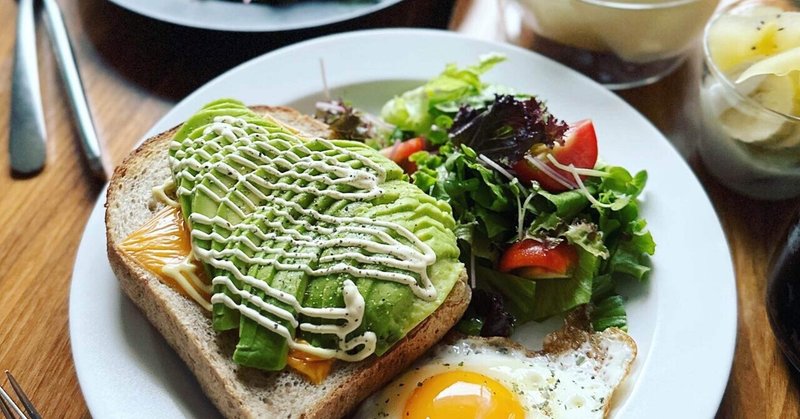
105 106 470 419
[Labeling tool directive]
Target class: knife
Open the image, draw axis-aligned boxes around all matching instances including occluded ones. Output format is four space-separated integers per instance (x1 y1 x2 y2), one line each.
41 0 107 180
9 0 47 175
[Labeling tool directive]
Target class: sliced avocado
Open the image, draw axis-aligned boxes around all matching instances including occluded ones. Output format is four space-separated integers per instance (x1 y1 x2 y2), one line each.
192 122 405 332
202 134 299 331
233 195 350 370
174 101 464 372
302 180 461 355
232 138 401 370
171 99 305 330
232 142 460 366
169 99 255 222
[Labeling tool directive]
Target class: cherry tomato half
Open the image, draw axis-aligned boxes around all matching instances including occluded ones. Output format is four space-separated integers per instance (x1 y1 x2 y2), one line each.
381 137 426 174
498 240 578 279
512 120 598 192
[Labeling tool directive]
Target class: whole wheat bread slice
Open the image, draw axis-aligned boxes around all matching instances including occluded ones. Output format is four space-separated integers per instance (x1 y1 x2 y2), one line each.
105 106 470 419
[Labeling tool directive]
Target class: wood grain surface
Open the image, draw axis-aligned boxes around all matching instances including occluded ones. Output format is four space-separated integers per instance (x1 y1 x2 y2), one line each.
0 0 797 417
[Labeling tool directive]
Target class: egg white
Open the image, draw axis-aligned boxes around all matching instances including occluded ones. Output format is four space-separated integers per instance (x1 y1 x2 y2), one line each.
355 337 634 419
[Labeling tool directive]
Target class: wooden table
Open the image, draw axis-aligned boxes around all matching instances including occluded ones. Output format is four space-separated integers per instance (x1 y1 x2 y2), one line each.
0 0 797 417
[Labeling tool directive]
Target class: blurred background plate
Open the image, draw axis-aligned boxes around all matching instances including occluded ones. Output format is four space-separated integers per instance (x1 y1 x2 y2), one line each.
107 0 405 32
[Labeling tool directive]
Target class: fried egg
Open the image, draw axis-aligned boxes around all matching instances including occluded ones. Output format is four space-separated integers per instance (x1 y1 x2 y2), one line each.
355 326 636 419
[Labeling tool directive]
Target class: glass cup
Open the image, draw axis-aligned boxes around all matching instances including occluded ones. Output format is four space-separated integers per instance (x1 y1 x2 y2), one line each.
698 0 800 200
514 0 719 89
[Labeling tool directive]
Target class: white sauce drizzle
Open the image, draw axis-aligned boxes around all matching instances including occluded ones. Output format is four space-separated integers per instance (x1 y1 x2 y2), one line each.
168 115 438 361
161 252 213 311
149 178 212 310
152 178 180 208
543 154 615 210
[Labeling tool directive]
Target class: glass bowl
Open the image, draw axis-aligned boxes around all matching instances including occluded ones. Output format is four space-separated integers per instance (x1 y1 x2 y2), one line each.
515 0 719 89
698 0 800 200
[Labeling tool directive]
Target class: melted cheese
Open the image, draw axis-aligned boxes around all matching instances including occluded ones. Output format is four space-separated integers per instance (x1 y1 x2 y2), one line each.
120 206 212 310
286 345 335 384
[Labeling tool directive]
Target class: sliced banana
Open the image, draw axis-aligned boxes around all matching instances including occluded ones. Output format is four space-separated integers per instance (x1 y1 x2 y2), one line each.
737 46 800 83
765 73 800 149
736 5 784 17
719 75 796 144
708 8 800 73
765 125 800 149
774 13 800 52
707 13 764 72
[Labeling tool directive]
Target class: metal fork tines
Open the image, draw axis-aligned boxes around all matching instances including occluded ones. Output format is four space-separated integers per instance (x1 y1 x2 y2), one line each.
0 371 41 419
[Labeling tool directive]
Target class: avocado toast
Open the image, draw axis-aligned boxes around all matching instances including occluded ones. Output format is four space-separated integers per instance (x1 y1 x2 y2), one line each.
106 102 470 418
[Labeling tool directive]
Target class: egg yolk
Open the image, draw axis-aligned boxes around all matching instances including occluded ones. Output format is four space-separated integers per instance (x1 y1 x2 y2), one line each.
404 370 525 419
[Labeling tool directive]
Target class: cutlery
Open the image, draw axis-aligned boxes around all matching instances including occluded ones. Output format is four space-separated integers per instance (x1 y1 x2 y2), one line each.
42 0 107 180
0 371 41 419
9 0 47 175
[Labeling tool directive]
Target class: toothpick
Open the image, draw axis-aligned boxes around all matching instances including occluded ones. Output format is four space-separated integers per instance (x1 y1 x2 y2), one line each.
319 58 330 100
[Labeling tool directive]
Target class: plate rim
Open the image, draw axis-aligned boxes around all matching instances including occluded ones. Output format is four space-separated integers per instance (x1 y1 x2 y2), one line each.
107 0 405 32
70 27 737 418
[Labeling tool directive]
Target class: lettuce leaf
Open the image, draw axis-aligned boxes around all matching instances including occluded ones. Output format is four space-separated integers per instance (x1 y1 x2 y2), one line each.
450 95 567 167
412 150 654 326
411 144 521 243
530 248 598 320
608 219 655 281
591 273 615 301
564 220 609 259
381 54 506 144
477 265 538 323
592 295 628 331
537 187 590 219
594 166 655 282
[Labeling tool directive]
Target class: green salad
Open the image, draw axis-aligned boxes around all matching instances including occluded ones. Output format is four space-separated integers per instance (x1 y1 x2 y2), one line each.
316 54 655 336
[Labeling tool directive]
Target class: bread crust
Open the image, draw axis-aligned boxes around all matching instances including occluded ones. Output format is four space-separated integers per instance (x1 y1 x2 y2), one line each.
105 106 470 419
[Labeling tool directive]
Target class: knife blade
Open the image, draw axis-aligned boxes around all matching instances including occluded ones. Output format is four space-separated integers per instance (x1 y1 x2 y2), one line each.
41 0 106 180
9 0 47 175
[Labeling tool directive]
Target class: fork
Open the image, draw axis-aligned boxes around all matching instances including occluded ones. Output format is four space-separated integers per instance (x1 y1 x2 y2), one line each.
0 371 41 419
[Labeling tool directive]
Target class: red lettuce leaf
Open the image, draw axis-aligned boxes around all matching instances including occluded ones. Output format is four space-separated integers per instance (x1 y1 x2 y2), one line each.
449 94 568 167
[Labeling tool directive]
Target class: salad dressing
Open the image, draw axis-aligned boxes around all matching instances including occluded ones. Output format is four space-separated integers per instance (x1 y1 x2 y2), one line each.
169 116 438 361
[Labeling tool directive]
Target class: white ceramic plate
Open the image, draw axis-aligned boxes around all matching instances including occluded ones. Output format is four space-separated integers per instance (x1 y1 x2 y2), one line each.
108 0 404 32
70 29 736 418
